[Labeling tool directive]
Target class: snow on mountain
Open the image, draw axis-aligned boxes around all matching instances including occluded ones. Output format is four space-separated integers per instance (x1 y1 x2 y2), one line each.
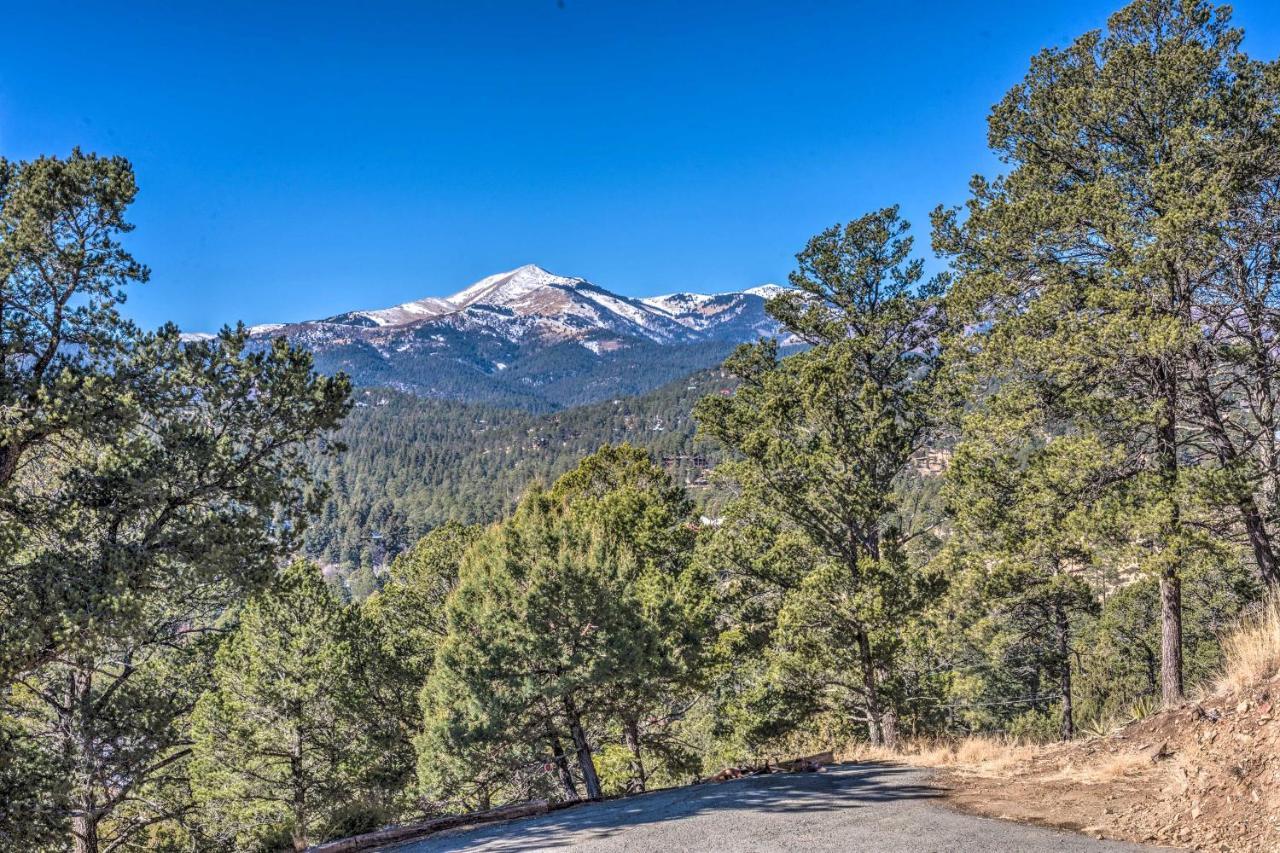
744 283 787 299
641 292 719 316
258 264 783 343
234 265 790 407
641 282 784 338
445 264 579 309
294 265 668 341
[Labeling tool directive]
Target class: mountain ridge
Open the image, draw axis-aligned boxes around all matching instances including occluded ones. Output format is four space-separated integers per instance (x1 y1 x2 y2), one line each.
235 264 789 410
252 264 784 339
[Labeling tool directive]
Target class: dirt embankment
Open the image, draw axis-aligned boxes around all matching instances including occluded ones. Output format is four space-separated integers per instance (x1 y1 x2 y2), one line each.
922 677 1280 852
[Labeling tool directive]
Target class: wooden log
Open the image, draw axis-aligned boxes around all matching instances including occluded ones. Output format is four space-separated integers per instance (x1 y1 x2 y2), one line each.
308 799 550 853
706 750 836 782
774 750 836 772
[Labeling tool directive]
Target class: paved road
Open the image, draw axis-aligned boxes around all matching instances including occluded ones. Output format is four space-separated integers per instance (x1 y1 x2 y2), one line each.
389 763 1166 852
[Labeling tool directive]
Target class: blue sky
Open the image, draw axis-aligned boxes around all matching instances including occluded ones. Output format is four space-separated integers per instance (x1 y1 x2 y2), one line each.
4 1 1279 332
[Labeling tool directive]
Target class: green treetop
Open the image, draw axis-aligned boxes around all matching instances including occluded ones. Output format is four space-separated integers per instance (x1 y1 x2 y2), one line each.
933 0 1280 706
696 206 946 747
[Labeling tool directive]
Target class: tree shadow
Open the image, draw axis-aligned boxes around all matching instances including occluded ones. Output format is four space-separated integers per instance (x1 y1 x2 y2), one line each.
388 762 940 852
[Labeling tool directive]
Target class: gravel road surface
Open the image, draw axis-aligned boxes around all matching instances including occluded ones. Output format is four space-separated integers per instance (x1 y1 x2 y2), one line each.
388 762 1166 852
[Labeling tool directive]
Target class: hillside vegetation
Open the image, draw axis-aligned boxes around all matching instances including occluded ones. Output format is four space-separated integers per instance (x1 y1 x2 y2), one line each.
302 370 734 587
4 2 1280 852
859 599 1280 851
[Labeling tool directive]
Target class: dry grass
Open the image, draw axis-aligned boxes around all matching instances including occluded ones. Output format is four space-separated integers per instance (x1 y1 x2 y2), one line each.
1216 594 1280 696
1044 751 1151 784
840 735 1036 777
843 733 1160 785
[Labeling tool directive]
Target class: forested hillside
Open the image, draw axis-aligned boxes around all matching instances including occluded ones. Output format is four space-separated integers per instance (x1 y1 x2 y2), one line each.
306 335 746 411
5 3 1280 852
303 370 736 587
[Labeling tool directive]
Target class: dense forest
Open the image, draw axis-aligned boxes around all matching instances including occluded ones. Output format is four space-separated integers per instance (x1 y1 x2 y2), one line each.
302 371 735 588
303 331 747 411
4 2 1280 851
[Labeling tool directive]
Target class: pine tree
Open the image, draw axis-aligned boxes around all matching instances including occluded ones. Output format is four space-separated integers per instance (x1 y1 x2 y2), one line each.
190 562 409 852
419 447 708 805
421 494 616 804
362 521 482 686
548 446 713 792
943 414 1105 739
0 150 149 686
0 152 351 853
696 207 945 746
933 0 1280 706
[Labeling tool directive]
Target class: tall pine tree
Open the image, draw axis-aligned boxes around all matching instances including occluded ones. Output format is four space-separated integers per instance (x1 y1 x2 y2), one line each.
696 207 945 746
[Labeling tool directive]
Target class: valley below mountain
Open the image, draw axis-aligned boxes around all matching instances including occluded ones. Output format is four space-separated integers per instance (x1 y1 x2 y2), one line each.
303 369 735 587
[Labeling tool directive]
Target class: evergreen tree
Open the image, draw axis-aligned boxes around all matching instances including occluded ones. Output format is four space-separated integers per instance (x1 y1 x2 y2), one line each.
548 446 713 792
696 207 946 746
362 521 483 689
190 562 409 852
0 151 351 853
933 0 1280 706
420 447 708 805
943 418 1106 739
421 494 615 804
0 149 148 684
0 328 351 853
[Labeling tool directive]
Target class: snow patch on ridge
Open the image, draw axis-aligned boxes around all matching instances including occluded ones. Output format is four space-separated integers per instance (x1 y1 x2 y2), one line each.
222 266 789 353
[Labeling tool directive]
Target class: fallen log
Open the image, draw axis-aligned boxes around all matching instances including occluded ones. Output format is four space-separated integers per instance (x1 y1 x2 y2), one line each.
706 750 837 783
307 799 550 853
775 750 835 773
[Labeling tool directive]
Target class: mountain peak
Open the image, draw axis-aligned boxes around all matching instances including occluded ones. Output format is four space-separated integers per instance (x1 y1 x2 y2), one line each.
744 283 786 299
445 264 581 309
261 266 791 350
239 265 791 405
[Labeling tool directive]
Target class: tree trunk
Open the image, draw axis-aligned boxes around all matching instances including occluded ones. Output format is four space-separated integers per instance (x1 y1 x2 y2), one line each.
1155 363 1185 708
880 705 899 750
622 717 646 793
71 813 98 853
68 666 99 853
855 629 884 746
1240 498 1280 588
290 715 308 852
1055 601 1074 741
1160 570 1184 707
548 733 579 801
563 696 602 800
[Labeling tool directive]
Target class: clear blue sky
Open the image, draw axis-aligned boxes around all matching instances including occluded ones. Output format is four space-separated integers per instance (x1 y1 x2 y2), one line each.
4 1 1279 332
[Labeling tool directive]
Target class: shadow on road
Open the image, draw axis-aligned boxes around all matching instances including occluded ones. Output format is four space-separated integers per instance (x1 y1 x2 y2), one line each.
392 762 939 852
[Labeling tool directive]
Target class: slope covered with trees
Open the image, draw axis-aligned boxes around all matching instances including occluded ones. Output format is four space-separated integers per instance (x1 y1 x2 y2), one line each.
301 370 737 585
4 2 1280 851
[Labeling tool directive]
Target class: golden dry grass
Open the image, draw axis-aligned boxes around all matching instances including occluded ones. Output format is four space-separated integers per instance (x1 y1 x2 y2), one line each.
1043 751 1151 784
1216 594 1280 696
840 735 1036 776
842 733 1161 785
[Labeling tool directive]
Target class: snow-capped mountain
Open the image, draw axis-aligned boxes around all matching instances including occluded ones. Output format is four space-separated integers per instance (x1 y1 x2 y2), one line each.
642 283 788 337
243 264 788 409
